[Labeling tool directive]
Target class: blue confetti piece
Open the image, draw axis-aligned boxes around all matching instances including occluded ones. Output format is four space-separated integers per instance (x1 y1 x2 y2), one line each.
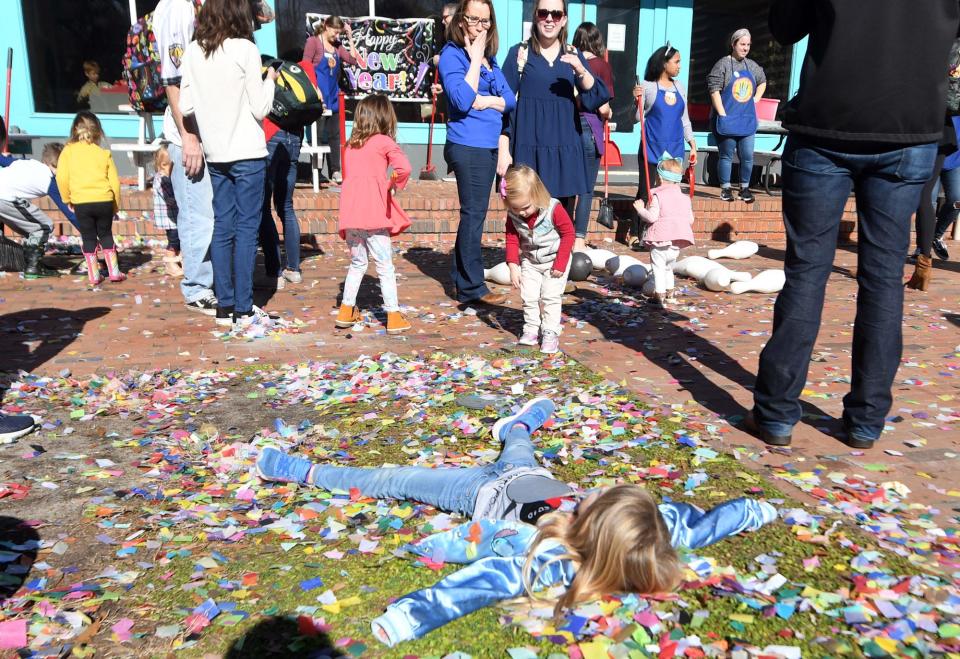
299 576 324 591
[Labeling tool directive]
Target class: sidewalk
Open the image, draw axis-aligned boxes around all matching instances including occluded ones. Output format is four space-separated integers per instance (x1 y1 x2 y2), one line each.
1 238 957 510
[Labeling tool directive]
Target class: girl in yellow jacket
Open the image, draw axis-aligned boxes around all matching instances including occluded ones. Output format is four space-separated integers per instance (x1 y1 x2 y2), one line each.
56 111 124 284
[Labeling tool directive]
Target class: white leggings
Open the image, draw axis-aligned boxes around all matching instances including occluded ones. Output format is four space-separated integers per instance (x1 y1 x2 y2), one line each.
342 229 398 312
649 245 680 294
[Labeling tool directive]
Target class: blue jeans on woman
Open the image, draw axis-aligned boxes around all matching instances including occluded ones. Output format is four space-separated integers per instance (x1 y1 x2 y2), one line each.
445 142 498 302
931 164 960 238
716 132 755 188
169 143 215 304
307 424 538 516
260 129 302 276
209 158 266 314
753 137 936 441
574 116 601 238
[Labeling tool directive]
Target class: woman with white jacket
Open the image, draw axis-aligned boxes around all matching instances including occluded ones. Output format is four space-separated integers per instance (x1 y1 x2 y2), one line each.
180 0 277 328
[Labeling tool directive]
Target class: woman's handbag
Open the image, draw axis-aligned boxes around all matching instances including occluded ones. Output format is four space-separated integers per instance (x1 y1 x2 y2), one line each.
596 121 615 229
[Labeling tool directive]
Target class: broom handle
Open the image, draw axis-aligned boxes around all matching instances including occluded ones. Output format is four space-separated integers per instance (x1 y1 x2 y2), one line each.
603 121 610 198
425 67 439 167
338 91 346 178
3 49 11 154
637 82 652 204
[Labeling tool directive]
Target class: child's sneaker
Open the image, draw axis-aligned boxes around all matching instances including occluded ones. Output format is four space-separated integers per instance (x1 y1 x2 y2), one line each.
256 446 312 483
540 330 560 354
335 304 361 328
518 327 539 346
492 397 556 442
386 311 411 334
0 413 37 444
282 269 302 284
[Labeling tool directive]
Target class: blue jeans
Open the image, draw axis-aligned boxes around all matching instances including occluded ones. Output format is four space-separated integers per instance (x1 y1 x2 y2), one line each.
445 142 497 302
209 159 266 314
753 136 936 440
574 116 601 238
716 132 755 188
260 130 302 275
310 425 539 516
169 143 215 303
932 165 960 238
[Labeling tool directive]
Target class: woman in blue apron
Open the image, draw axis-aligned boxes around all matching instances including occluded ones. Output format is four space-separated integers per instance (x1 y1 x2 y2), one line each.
707 28 767 203
630 44 696 250
311 16 359 185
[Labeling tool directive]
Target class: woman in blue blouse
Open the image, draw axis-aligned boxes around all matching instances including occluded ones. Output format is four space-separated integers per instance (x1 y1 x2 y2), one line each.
439 0 516 305
498 0 609 216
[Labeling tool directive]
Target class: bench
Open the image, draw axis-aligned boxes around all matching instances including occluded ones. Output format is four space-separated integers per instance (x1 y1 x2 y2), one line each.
110 110 162 191
301 119 332 192
698 146 781 195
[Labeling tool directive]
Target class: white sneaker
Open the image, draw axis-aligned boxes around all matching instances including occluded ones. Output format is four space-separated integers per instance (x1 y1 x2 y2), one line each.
518 328 539 346
540 330 560 354
282 269 302 284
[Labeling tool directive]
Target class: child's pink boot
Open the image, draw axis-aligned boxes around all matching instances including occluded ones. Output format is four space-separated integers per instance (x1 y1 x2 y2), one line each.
103 247 126 282
83 251 103 286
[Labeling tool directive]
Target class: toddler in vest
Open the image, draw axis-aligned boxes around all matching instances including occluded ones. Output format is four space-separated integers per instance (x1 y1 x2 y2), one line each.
633 153 694 306
504 166 575 354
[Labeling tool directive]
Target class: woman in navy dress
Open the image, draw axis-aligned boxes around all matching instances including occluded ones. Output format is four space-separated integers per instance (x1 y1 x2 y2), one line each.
498 0 609 217
630 45 696 251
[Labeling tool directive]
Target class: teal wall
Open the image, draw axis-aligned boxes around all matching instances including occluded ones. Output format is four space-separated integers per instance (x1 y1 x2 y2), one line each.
0 0 806 150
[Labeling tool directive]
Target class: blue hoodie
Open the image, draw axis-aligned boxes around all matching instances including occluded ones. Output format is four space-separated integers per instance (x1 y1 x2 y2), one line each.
372 497 778 646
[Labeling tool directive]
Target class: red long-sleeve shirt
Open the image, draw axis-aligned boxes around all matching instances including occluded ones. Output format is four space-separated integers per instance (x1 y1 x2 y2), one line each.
505 202 576 272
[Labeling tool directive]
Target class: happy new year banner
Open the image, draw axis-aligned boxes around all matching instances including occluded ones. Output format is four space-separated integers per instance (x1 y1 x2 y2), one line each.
305 14 435 100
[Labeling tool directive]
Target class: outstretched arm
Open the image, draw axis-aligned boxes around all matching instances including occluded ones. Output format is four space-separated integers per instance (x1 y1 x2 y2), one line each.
658 498 778 550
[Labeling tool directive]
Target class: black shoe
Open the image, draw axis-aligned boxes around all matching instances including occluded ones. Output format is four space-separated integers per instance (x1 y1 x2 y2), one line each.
739 187 755 204
185 293 218 316
932 237 950 261
0 413 37 444
215 306 235 327
841 421 876 449
720 187 735 202
629 238 644 252
742 411 792 446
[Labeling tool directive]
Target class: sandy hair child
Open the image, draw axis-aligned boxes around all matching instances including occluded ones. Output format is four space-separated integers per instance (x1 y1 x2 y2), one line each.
254 397 778 646
632 153 694 306
76 61 108 107
152 145 182 277
504 165 575 354
56 111 124 285
335 94 413 334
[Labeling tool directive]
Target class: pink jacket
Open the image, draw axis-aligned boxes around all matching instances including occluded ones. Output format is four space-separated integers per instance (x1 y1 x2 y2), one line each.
639 183 695 248
339 134 412 239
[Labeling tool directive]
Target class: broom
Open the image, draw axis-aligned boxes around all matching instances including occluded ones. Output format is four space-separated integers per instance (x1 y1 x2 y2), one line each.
419 67 442 180
3 48 12 153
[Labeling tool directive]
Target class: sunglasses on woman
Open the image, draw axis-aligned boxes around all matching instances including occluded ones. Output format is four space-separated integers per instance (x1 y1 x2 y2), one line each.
536 9 565 21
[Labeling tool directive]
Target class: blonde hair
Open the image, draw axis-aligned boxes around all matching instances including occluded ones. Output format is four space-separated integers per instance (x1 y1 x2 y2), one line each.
154 144 172 174
659 158 683 175
82 60 101 75
523 484 682 618
69 111 105 145
504 165 551 212
347 95 397 149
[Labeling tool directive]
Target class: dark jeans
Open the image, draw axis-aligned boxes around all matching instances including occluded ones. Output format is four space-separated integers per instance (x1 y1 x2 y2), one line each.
753 136 936 441
716 132 756 188
445 142 497 302
932 164 960 238
165 228 180 252
574 115 601 238
74 201 115 252
317 115 341 177
209 158 266 314
260 129 302 275
914 152 946 256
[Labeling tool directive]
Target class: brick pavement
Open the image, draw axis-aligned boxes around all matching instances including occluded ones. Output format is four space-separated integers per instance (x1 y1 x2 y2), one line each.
0 236 957 512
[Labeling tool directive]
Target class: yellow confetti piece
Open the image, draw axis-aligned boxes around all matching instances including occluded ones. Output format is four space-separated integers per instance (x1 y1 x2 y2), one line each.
728 614 755 624
579 639 612 659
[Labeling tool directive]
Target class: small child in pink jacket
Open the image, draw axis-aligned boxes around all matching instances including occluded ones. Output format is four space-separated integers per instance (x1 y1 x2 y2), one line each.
633 154 694 306
336 95 412 334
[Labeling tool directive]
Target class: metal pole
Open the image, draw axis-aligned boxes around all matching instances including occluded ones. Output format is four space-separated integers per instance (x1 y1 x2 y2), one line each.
129 0 138 24
3 49 12 154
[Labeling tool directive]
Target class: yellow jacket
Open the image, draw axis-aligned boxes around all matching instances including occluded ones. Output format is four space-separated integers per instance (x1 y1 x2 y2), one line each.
56 141 121 210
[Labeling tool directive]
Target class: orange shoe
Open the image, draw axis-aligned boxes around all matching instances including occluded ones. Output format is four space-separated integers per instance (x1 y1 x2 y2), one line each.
335 304 361 328
386 311 411 334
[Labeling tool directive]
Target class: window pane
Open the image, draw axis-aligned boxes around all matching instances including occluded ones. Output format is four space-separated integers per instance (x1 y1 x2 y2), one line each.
688 0 793 129
21 0 137 114
275 0 369 60
376 0 443 20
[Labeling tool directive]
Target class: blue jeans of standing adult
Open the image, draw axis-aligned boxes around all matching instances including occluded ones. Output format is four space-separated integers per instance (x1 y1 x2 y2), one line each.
716 132 755 188
209 158 266 314
574 116 601 238
169 143 215 303
260 129 302 276
445 142 497 302
753 136 936 441
932 164 960 238
307 425 539 516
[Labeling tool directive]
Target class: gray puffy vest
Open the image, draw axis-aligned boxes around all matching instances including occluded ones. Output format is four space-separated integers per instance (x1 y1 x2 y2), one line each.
508 198 561 265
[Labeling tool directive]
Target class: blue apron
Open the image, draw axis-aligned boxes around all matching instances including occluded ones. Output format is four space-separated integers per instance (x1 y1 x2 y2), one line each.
715 58 758 137
644 84 685 163
315 48 343 112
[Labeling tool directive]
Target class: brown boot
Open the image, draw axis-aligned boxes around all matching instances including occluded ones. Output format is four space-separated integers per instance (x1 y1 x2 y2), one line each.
335 304 361 328
906 254 932 291
386 311 411 334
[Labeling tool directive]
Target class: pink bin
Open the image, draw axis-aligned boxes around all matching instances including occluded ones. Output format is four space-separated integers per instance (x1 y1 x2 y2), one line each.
756 98 780 121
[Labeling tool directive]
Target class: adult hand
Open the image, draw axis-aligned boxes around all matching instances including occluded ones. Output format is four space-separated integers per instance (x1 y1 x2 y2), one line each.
465 30 487 63
559 53 585 76
632 84 642 99
182 133 205 178
509 263 521 289
267 66 279 82
431 82 443 96
688 144 698 165
343 22 353 38
549 268 564 278
472 95 489 111
496 149 512 177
